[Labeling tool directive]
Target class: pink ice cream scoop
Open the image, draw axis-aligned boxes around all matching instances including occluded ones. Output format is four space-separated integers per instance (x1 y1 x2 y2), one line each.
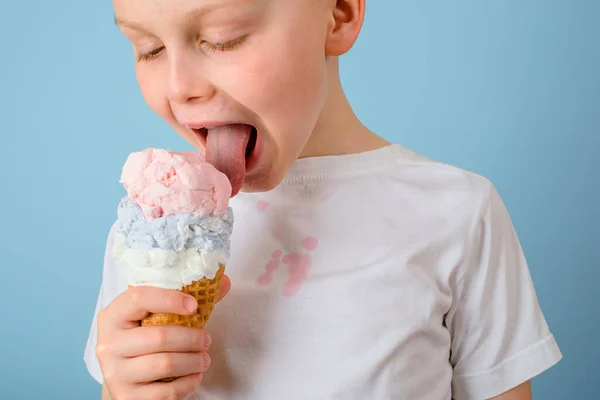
120 148 232 220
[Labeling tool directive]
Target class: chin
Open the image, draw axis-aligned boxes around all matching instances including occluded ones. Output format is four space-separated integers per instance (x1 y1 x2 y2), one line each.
240 164 285 193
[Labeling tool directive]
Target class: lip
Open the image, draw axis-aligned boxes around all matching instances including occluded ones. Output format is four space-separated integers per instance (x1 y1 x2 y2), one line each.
183 121 262 175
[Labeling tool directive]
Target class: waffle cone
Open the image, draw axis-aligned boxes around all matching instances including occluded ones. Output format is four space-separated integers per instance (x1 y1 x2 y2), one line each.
129 264 225 329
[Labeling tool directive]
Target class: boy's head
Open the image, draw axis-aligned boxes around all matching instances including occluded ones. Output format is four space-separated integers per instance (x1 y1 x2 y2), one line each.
114 0 365 195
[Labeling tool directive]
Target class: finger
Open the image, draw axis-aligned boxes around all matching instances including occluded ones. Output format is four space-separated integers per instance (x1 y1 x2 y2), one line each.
116 326 211 358
134 373 203 400
103 286 198 330
218 274 231 302
124 352 210 383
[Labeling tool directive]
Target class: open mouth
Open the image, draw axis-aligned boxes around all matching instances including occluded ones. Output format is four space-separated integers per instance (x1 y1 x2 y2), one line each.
245 126 258 159
191 127 209 145
191 124 259 169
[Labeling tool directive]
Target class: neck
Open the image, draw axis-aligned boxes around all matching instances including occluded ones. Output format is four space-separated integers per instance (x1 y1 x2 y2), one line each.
300 59 390 158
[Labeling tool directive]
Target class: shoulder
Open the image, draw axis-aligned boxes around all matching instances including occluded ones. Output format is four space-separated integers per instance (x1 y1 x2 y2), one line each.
384 144 499 227
390 144 494 197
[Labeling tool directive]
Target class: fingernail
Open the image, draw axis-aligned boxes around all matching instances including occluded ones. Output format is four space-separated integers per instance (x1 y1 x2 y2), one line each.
204 353 211 369
204 334 212 349
183 297 197 312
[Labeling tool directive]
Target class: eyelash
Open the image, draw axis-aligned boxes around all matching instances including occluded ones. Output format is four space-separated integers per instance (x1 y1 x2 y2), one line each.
201 35 248 53
136 46 164 62
136 35 248 63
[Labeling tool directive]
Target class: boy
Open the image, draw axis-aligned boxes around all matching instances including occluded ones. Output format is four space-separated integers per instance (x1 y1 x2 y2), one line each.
85 0 562 398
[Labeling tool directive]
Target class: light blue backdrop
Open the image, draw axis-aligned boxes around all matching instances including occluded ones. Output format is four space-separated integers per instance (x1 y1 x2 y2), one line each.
1 1 597 398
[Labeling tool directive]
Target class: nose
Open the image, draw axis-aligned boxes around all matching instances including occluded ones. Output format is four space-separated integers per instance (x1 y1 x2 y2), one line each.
167 52 216 104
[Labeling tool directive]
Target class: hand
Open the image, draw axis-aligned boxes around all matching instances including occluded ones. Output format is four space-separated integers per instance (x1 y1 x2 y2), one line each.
96 275 231 400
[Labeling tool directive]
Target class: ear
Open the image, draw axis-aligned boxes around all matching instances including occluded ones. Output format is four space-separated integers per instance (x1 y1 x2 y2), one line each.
325 0 365 56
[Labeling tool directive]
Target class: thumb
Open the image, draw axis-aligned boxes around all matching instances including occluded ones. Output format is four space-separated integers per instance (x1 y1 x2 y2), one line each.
218 274 231 302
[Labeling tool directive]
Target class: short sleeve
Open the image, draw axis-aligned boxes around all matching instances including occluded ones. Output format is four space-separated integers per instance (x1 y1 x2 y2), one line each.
83 222 128 384
445 183 562 400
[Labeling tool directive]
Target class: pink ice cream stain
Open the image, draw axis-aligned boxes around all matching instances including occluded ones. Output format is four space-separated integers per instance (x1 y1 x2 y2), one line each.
282 252 312 296
256 201 270 212
256 250 283 286
301 237 318 251
257 237 318 296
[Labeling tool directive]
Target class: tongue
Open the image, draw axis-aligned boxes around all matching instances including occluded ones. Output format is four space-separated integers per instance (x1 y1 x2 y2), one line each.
205 124 252 197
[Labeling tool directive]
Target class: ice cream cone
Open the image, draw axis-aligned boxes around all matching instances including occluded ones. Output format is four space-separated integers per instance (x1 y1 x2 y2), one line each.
115 149 234 383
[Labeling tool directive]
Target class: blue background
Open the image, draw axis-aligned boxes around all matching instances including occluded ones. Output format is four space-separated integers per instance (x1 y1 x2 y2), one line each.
1 0 598 398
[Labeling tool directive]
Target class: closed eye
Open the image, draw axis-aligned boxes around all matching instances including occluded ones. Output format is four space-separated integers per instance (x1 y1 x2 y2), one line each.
200 35 248 53
136 46 165 62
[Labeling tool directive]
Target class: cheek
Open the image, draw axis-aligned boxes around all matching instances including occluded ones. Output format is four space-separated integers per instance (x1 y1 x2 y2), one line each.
222 24 328 140
266 35 326 118
262 45 327 124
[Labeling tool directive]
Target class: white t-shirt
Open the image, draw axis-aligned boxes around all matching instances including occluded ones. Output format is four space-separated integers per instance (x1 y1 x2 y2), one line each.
84 144 562 399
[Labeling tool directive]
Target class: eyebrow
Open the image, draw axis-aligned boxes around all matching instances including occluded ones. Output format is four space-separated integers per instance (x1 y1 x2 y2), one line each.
114 0 255 30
